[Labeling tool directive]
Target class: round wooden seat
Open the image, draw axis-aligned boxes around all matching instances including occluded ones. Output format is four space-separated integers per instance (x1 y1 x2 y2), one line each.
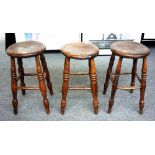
60 42 99 59
111 41 150 58
6 41 46 58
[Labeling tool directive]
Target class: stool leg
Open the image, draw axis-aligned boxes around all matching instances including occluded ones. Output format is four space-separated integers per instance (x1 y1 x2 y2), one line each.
61 57 70 114
10 57 18 114
40 54 53 95
89 58 99 114
108 57 123 113
17 58 26 95
139 57 147 114
35 55 50 114
103 53 115 94
130 59 138 93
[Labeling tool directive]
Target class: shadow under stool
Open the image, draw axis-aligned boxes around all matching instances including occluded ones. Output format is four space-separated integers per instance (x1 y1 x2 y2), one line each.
60 42 99 114
6 41 53 114
103 41 150 114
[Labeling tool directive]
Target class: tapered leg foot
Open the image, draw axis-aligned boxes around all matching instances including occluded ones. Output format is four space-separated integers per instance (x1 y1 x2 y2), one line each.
107 99 113 114
93 101 99 114
139 100 144 114
61 100 66 114
12 99 18 114
43 99 50 114
139 101 144 115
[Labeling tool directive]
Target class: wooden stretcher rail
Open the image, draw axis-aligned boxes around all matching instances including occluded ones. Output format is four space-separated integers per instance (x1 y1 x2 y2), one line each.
117 85 141 90
112 72 132 75
18 86 39 90
69 86 91 90
70 72 89 75
24 73 37 76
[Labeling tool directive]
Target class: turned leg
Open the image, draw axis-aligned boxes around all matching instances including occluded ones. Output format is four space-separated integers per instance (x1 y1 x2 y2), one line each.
130 59 138 93
139 57 147 114
89 58 99 114
40 54 53 95
35 55 50 114
108 57 123 113
17 58 26 95
10 57 18 114
103 53 115 94
61 57 70 114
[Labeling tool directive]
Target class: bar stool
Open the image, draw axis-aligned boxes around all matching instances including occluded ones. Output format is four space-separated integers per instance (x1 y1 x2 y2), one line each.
103 41 150 114
60 42 99 114
6 41 53 114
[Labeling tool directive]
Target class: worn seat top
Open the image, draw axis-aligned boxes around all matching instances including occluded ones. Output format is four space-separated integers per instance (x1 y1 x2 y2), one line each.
60 42 99 59
111 41 150 58
6 41 46 58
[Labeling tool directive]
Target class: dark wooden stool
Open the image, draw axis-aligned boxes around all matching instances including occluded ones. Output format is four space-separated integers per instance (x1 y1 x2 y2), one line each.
60 42 99 114
103 41 150 114
6 41 53 114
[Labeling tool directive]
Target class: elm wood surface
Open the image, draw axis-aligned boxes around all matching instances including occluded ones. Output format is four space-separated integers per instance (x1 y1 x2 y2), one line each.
60 42 99 59
6 41 46 58
60 42 99 114
111 41 150 58
6 41 53 114
103 41 150 114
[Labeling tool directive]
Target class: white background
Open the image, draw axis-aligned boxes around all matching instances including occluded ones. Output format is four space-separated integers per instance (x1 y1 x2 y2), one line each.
144 33 155 39
15 33 82 49
0 0 155 155
16 33 142 50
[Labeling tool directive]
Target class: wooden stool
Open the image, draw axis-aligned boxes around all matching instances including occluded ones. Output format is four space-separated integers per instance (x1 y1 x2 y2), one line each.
60 42 99 114
6 41 53 114
103 41 150 114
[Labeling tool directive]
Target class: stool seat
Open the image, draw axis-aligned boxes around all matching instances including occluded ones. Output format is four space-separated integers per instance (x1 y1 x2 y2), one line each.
6 41 46 58
61 42 99 59
111 41 150 58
